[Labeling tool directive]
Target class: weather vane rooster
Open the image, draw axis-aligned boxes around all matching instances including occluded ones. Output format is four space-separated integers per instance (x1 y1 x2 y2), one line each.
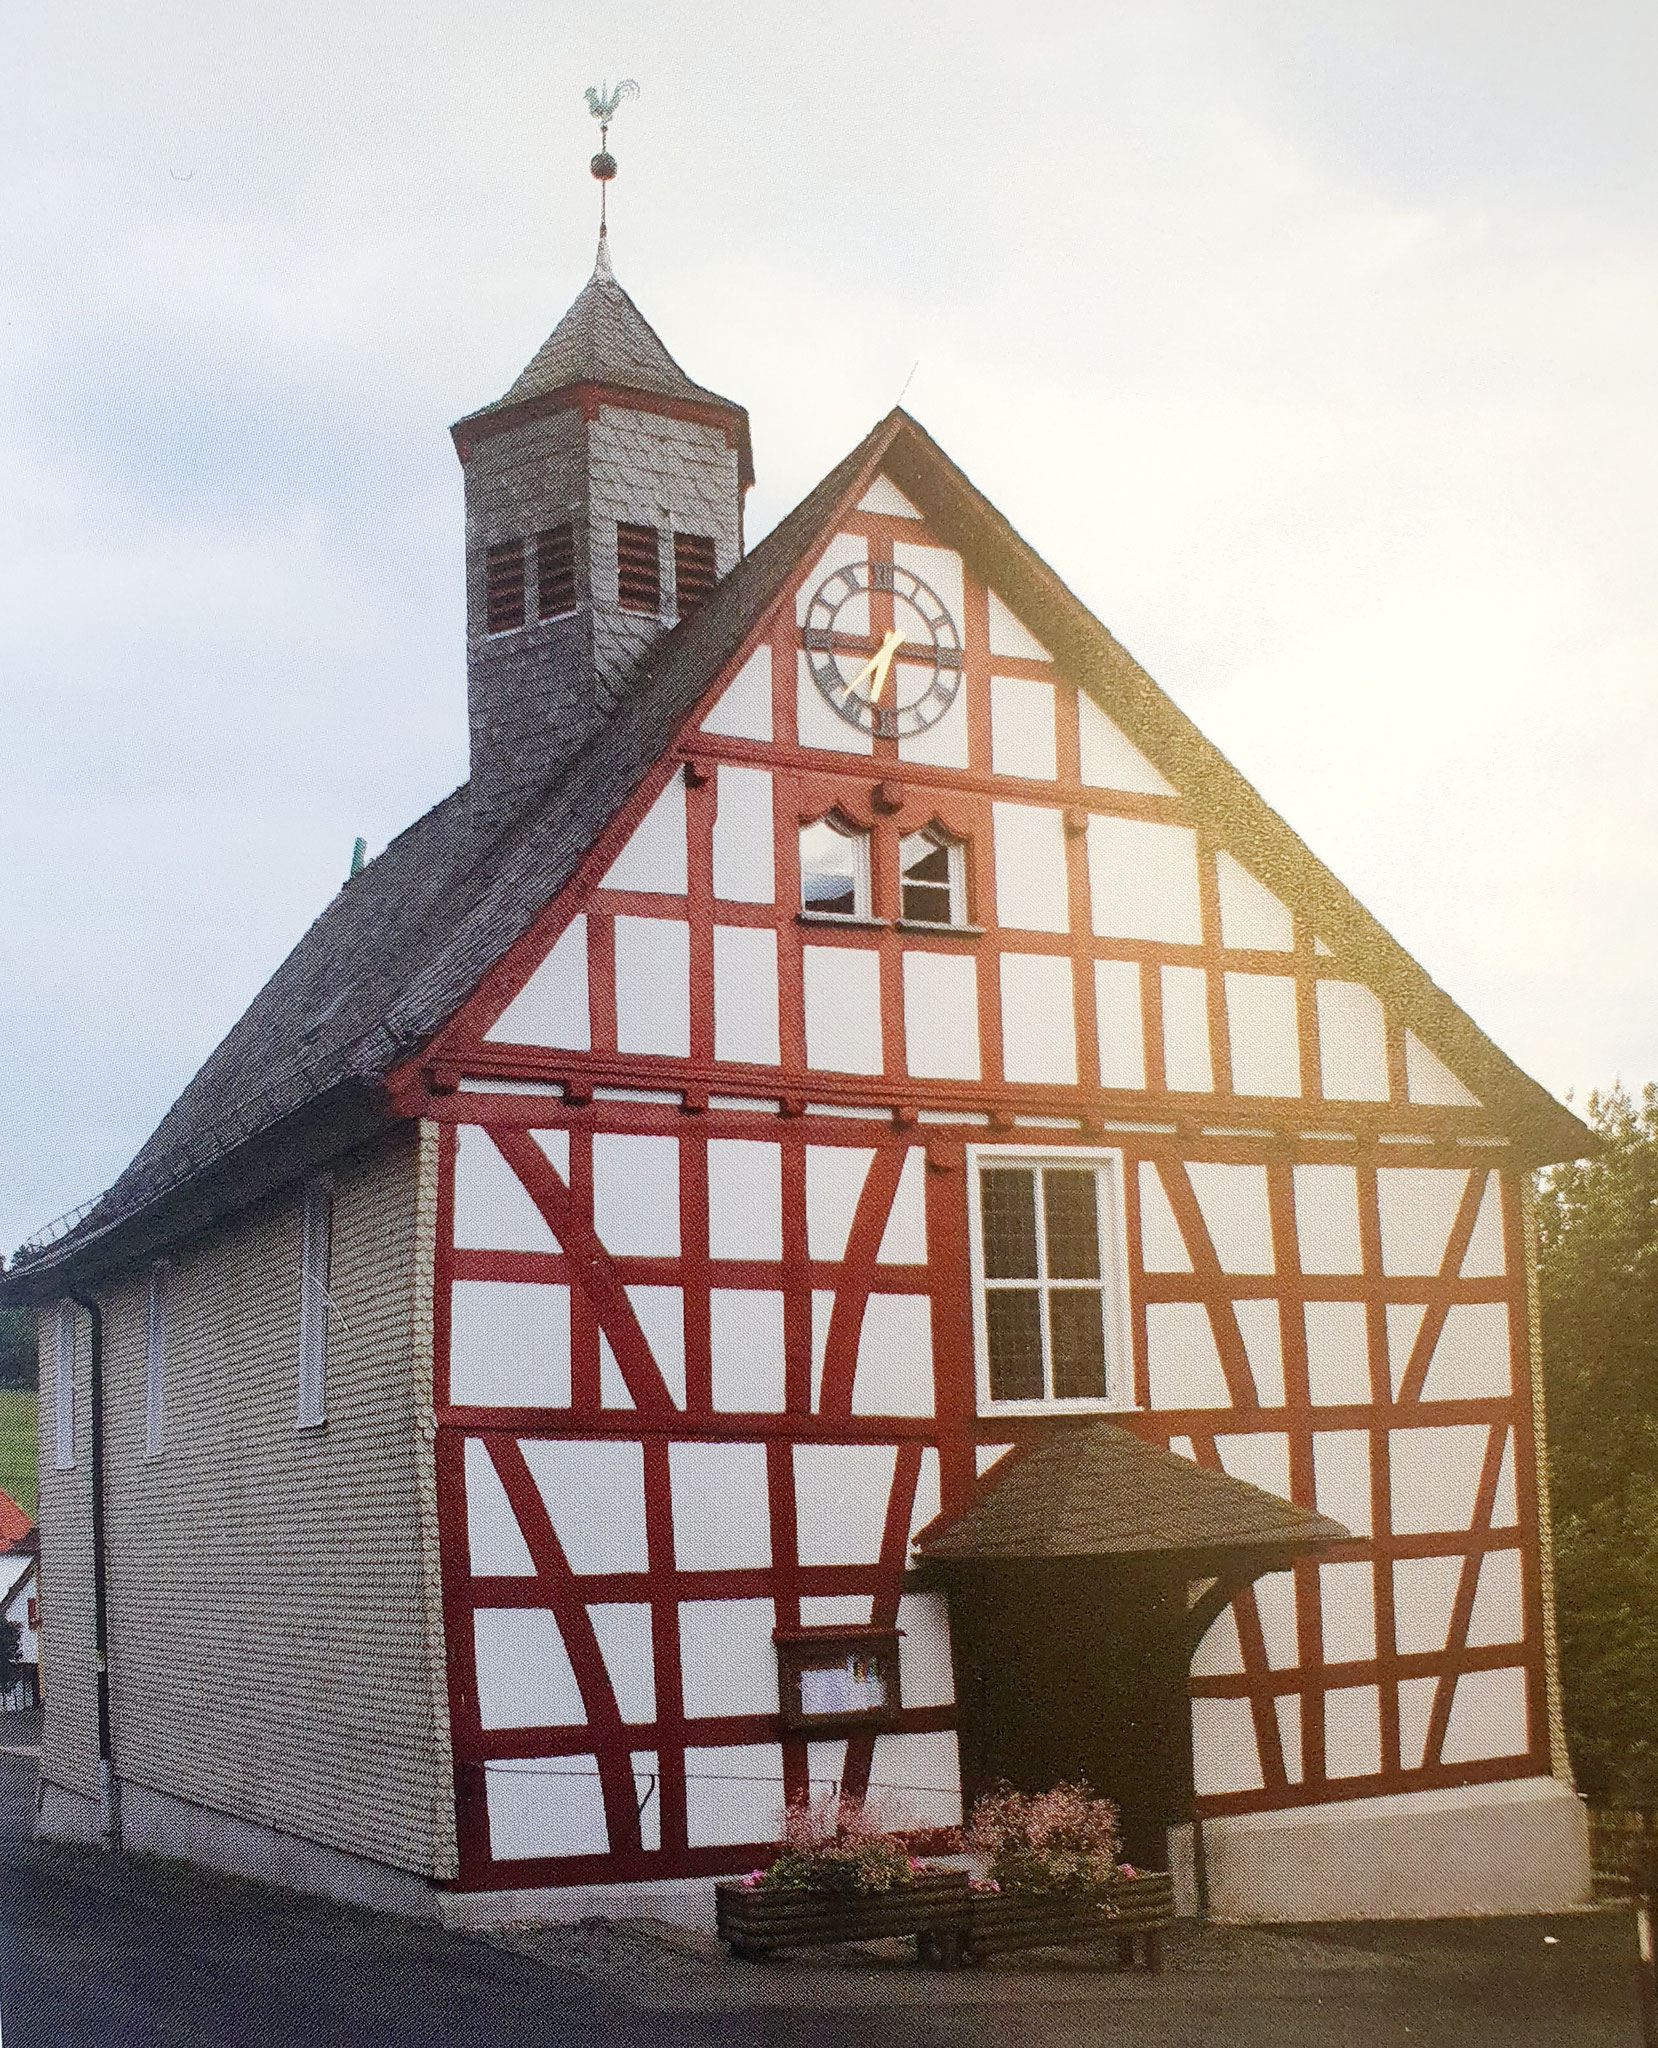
585 79 639 235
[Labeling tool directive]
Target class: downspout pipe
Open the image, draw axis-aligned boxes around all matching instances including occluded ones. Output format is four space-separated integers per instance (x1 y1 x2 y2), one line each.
68 1290 120 1850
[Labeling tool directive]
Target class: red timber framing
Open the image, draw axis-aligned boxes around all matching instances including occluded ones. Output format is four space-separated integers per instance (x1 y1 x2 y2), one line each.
388 480 1556 1891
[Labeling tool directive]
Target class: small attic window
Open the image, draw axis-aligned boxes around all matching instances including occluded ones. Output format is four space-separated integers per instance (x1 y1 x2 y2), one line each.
616 522 661 615
537 524 577 619
485 540 526 634
800 816 871 920
674 532 718 620
900 828 967 927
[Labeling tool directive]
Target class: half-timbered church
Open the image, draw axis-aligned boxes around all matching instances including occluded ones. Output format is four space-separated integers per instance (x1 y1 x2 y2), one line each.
11 210 1595 1926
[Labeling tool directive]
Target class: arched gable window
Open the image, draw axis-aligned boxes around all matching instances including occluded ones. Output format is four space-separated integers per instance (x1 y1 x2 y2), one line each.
899 827 967 927
799 816 871 921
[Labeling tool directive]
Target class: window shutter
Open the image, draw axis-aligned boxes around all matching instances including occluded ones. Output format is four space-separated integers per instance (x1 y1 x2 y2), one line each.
145 1266 166 1459
536 523 577 619
297 1182 332 1428
615 523 661 614
485 539 526 633
53 1302 74 1470
673 531 718 619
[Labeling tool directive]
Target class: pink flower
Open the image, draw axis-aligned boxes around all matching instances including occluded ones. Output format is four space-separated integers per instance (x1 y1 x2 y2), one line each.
1119 1864 1136 1879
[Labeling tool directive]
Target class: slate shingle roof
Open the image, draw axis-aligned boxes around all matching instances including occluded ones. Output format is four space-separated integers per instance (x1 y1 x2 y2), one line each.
491 235 740 416
454 237 753 488
915 1423 1349 1563
8 414 900 1281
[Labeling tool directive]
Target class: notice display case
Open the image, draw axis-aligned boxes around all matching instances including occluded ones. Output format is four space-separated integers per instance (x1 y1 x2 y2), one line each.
773 1625 902 1732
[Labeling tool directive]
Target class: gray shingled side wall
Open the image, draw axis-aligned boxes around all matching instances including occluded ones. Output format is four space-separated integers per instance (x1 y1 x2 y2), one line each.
588 405 741 717
36 1125 456 1878
37 1306 98 1801
465 400 741 823
465 407 595 820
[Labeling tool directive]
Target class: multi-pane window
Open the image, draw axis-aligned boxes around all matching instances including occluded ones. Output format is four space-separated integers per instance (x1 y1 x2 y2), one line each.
616 522 661 614
536 523 577 619
899 829 967 926
799 818 871 919
145 1264 167 1459
673 531 718 619
971 1151 1129 1409
53 1302 75 1470
485 540 526 633
297 1181 333 1429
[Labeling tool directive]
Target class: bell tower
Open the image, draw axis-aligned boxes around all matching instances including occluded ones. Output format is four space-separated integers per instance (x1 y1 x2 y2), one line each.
453 86 753 827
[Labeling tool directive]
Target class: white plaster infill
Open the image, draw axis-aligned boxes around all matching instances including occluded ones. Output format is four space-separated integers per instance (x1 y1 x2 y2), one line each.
1187 1776 1591 1924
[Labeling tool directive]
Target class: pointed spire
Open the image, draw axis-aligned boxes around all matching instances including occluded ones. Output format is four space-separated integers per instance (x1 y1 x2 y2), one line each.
449 78 752 490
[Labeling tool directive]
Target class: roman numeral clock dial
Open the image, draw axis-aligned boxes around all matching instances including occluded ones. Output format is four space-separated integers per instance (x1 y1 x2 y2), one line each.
803 560 964 738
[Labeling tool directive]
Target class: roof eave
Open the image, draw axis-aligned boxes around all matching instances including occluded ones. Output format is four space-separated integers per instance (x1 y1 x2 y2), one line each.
450 379 755 491
2 1078 393 1304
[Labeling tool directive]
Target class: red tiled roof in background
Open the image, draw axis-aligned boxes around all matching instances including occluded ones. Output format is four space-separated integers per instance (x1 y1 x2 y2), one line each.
0 1489 35 1553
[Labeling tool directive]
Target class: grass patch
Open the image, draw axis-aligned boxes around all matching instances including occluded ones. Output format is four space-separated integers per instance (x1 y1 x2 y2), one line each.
0 1392 37 1519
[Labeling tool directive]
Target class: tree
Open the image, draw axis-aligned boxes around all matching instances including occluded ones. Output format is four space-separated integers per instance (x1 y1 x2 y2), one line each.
1536 1083 1658 1803
0 1300 34 1391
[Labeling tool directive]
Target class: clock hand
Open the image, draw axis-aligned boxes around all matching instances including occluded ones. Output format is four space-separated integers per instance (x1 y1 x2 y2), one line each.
846 628 905 700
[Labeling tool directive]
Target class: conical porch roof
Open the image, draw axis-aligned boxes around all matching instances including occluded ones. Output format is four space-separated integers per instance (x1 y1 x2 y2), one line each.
914 1421 1348 1570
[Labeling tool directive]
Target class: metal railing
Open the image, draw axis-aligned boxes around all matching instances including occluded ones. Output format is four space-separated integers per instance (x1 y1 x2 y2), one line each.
9 1019 416 1271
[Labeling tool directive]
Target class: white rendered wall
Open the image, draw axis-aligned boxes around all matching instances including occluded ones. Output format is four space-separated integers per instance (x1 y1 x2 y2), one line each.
1186 1778 1590 1922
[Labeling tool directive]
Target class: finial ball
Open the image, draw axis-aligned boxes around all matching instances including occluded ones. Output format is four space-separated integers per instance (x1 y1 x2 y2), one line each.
590 151 617 183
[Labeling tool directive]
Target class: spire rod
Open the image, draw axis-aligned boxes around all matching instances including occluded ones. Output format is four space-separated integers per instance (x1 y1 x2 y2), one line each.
584 78 639 245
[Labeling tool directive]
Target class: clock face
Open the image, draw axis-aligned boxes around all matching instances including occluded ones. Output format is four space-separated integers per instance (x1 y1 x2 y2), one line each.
803 560 964 738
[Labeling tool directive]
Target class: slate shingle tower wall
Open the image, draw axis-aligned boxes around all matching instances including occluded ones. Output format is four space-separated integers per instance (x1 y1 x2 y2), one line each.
455 234 752 826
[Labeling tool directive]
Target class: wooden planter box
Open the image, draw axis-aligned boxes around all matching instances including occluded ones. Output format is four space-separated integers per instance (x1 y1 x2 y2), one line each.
715 1868 972 1961
966 1870 1176 1971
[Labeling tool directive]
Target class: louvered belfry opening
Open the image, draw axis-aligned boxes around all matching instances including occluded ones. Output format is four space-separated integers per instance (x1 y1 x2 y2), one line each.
456 238 751 821
616 522 661 615
536 523 577 619
484 539 526 633
673 530 718 620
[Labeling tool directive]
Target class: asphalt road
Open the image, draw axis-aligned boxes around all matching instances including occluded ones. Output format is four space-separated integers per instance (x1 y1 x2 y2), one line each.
0 1747 1641 2047
0 1756 831 2048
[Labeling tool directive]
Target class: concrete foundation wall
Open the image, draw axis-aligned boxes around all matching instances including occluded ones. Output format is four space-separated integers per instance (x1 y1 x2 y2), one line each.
116 1779 443 1917
1179 1776 1592 1922
36 1776 105 1846
40 1774 724 1934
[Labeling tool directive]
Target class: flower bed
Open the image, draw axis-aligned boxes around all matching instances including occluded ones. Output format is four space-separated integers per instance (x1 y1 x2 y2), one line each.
959 1782 1175 1970
965 1870 1175 1970
715 1868 972 1960
715 1792 972 1962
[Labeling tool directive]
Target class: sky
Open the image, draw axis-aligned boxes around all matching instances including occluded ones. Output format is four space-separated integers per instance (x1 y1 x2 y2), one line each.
4 1 1657 1257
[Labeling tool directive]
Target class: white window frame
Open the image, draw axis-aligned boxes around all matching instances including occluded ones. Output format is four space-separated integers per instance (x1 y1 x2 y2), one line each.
296 1179 333 1429
144 1263 168 1460
53 1301 75 1470
965 1144 1135 1416
798 815 873 922
898 826 969 928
